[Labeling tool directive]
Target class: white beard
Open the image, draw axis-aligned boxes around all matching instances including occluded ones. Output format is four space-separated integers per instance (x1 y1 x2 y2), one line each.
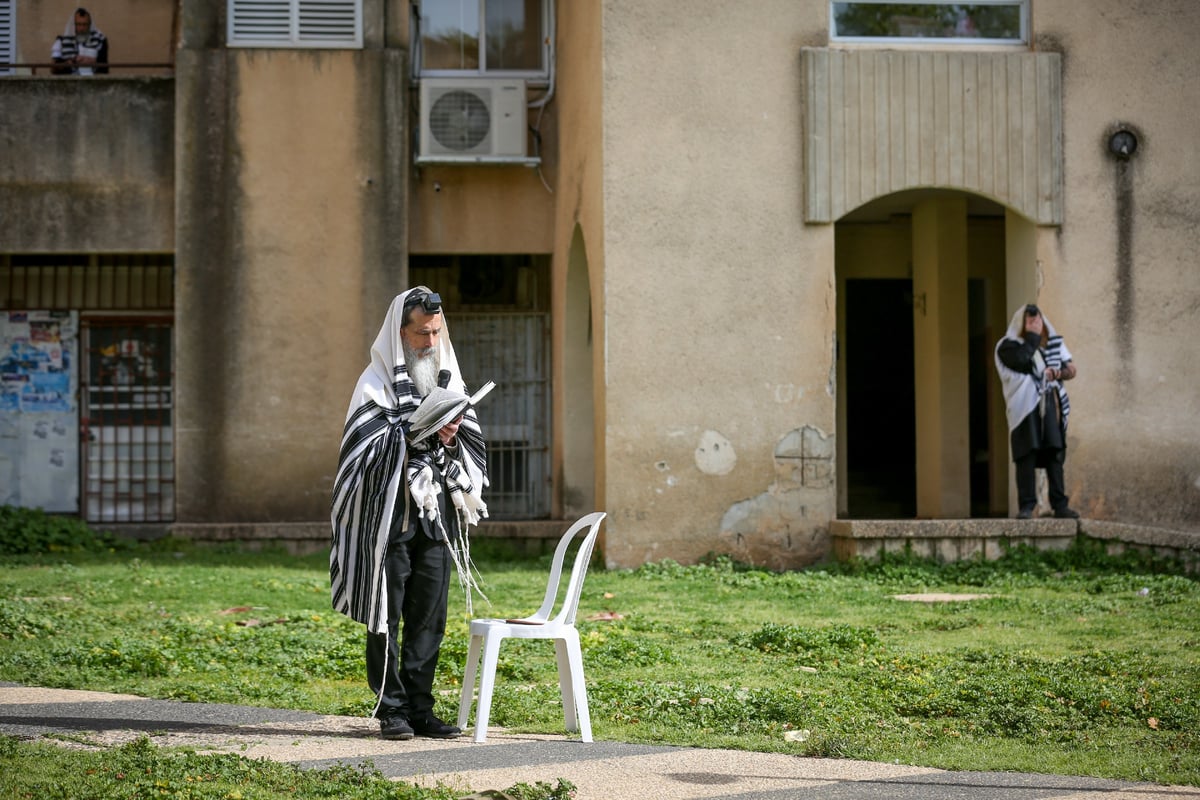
404 343 440 397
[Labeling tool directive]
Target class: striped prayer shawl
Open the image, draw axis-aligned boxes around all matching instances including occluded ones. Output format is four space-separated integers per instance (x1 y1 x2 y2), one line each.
329 399 406 634
994 306 1073 434
51 14 108 75
329 291 488 633
1044 331 1071 426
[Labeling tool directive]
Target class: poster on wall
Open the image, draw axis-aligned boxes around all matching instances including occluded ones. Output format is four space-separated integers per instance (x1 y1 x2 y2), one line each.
0 311 80 512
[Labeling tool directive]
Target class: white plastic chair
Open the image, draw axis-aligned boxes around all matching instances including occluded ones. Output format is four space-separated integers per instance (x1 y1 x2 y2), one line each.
457 511 606 743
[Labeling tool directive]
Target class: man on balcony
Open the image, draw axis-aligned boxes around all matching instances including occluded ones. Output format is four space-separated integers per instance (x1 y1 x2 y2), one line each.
51 7 109 76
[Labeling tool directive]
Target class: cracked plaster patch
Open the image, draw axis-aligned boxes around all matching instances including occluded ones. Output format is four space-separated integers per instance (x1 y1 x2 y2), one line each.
695 430 736 475
720 426 835 564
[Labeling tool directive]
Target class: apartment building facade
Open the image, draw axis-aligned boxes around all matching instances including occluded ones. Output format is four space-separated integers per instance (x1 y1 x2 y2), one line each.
2 0 1196 566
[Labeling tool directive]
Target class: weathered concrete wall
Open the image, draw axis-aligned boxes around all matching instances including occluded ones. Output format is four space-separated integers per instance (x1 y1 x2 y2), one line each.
596 0 1199 569
408 166 555 254
172 0 557 525
601 0 837 569
174 0 407 523
7 0 1195 551
0 78 173 252
1033 1 1200 528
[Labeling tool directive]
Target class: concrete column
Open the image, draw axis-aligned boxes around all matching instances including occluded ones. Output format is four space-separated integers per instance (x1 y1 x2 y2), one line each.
912 197 971 518
1002 211 1039 514
560 225 596 519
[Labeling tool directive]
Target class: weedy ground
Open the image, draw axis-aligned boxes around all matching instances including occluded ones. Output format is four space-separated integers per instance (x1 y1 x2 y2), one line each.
1 505 1197 794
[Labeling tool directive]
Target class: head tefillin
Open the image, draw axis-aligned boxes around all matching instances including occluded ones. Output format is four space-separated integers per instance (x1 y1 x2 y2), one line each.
402 288 443 324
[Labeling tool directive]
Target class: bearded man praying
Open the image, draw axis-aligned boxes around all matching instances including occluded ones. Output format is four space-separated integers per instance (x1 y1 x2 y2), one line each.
51 7 109 75
330 287 489 741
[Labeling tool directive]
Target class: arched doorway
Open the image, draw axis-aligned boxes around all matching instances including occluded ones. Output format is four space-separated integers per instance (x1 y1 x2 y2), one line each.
835 190 1028 519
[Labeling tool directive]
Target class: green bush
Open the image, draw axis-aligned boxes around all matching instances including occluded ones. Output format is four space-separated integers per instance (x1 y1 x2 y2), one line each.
0 505 129 556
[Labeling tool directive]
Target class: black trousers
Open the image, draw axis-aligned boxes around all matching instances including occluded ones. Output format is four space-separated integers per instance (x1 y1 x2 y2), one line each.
1015 448 1068 514
365 519 452 722
1012 394 1069 514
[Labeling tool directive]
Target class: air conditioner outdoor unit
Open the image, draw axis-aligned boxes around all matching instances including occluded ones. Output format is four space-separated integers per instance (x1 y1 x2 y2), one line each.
418 78 534 164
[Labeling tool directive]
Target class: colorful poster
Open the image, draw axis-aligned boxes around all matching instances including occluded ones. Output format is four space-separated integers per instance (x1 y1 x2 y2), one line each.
0 311 79 512
0 311 76 413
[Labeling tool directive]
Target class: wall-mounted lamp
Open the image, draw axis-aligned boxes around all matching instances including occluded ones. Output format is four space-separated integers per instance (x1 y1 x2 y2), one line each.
1108 128 1139 160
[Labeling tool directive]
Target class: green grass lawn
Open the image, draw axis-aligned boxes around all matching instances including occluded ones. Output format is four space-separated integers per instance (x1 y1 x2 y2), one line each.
1 515 1197 789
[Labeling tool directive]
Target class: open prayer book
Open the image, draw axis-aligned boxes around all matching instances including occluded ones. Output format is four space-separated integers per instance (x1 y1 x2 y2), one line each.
406 380 496 444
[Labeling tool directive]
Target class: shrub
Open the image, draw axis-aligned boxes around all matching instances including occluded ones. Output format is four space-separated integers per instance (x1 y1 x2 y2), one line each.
0 505 128 556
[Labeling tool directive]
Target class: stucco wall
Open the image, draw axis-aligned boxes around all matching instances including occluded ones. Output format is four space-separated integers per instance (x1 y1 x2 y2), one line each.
552 1 606 524
0 78 173 252
7 0 1195 547
601 0 837 569
174 37 407 522
1032 1 1200 527
172 0 558 525
408 166 554 253
596 0 1199 568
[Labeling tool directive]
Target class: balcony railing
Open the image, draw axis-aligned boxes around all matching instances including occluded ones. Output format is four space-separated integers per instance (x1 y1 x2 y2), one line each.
0 62 175 76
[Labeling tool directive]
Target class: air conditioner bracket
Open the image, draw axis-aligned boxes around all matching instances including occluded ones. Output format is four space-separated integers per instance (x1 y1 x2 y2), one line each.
415 155 542 168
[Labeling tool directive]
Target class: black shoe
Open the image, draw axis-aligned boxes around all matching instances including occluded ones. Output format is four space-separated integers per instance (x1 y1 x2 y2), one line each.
379 715 414 740
1017 507 1034 520
410 715 461 739
1053 507 1080 519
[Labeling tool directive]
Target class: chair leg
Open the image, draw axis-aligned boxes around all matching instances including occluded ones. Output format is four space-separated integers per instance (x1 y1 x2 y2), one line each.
457 634 483 732
567 638 593 742
556 633 592 742
472 631 505 743
554 639 577 733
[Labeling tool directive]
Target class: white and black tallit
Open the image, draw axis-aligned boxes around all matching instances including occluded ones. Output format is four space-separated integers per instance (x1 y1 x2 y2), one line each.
330 289 488 634
994 305 1073 434
51 13 108 75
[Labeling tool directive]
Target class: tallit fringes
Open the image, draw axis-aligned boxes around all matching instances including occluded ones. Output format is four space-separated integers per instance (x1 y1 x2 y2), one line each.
448 510 489 617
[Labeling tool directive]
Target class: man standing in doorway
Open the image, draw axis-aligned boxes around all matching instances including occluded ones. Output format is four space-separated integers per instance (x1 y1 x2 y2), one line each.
995 303 1080 520
331 287 489 740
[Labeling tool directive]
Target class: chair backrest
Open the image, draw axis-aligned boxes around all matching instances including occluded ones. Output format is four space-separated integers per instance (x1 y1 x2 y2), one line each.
531 511 606 626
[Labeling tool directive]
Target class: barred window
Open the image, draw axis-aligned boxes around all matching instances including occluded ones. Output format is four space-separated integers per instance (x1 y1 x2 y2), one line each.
0 0 14 75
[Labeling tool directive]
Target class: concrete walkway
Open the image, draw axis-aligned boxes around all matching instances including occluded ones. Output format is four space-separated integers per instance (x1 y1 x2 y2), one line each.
2 684 1196 799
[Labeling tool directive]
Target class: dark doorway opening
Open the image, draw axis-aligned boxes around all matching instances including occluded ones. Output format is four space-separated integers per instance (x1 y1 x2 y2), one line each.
968 277 1004 517
845 279 916 518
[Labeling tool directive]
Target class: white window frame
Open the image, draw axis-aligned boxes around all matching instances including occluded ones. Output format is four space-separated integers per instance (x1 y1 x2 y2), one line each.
228 0 362 49
830 0 1029 46
415 0 552 83
0 0 15 75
